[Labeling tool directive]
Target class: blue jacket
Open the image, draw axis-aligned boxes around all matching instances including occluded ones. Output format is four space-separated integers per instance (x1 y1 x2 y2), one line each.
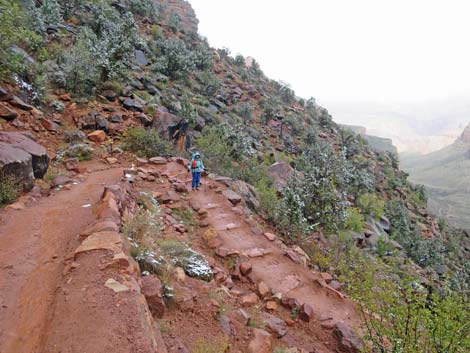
188 153 205 173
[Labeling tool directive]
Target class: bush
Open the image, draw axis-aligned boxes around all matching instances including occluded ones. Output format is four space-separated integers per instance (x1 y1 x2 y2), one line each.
386 200 445 269
0 172 20 206
57 2 141 94
193 336 230 353
123 192 163 248
0 0 39 80
153 37 195 79
39 0 62 26
344 207 365 233
196 70 220 97
192 40 213 71
127 0 159 21
168 12 181 32
235 102 254 124
296 140 353 232
197 125 254 173
358 193 385 220
122 127 171 158
340 256 470 353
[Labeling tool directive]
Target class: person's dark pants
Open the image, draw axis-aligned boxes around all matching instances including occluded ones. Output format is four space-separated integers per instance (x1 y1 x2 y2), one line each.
192 171 202 189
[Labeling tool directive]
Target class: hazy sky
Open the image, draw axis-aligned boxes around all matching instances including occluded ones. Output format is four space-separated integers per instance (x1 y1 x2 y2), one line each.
189 0 470 104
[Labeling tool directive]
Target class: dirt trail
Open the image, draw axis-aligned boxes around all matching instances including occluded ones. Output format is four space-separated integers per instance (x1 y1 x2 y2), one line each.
0 163 122 353
157 162 358 336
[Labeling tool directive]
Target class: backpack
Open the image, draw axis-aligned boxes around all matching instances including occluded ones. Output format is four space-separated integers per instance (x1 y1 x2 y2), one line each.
192 160 198 169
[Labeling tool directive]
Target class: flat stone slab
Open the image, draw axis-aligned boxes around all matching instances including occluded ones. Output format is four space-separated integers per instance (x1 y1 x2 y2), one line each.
74 231 122 257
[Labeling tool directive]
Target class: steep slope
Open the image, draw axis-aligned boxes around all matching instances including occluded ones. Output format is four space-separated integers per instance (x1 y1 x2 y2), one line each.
401 123 470 229
0 0 469 352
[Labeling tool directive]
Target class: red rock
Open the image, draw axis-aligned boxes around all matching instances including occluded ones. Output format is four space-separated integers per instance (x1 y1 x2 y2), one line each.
264 232 276 241
9 96 34 110
285 250 301 263
174 183 189 193
281 297 300 310
299 303 314 322
40 118 61 133
334 322 364 353
149 157 167 164
51 175 73 188
80 220 119 238
141 275 165 318
64 157 79 172
159 190 181 204
266 301 278 311
223 189 242 205
136 157 148 166
197 208 208 218
321 321 336 330
106 157 118 164
88 130 107 143
258 281 270 298
285 318 295 326
0 105 18 121
247 329 272 353
241 293 259 307
239 262 252 276
175 224 185 233
330 280 343 291
261 313 288 338
228 309 251 327
321 272 333 284
245 247 267 258
207 237 223 249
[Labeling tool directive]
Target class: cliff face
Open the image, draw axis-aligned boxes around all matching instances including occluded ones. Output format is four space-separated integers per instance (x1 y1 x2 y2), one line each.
341 124 398 154
159 0 199 33
459 122 470 144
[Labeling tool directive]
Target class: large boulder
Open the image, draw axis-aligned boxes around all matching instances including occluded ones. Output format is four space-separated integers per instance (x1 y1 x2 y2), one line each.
268 162 295 192
231 180 260 210
0 105 18 121
0 131 49 179
247 328 272 353
152 109 190 149
334 323 364 353
0 142 34 191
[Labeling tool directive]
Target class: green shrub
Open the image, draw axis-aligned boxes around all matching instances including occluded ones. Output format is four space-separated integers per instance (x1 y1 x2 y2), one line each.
386 200 445 269
235 102 254 124
340 256 470 353
39 0 62 26
168 12 181 33
0 172 20 206
122 127 171 158
295 140 353 232
358 193 385 220
344 207 365 233
57 2 141 95
196 125 254 173
123 192 163 248
196 70 220 97
192 40 213 71
193 336 229 353
153 37 195 79
0 0 39 80
127 0 159 21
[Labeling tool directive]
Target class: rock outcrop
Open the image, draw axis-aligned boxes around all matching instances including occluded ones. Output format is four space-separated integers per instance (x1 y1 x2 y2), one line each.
159 0 199 33
0 131 49 190
459 122 470 143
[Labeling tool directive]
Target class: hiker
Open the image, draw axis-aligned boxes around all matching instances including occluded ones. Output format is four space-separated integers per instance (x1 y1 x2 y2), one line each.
188 152 206 190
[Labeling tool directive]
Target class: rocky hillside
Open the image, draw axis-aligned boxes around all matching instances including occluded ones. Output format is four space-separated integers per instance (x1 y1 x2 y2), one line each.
0 1 469 352
402 122 470 230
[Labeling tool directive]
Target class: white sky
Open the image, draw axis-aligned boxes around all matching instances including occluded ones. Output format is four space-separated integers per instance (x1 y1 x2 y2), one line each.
188 0 470 104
